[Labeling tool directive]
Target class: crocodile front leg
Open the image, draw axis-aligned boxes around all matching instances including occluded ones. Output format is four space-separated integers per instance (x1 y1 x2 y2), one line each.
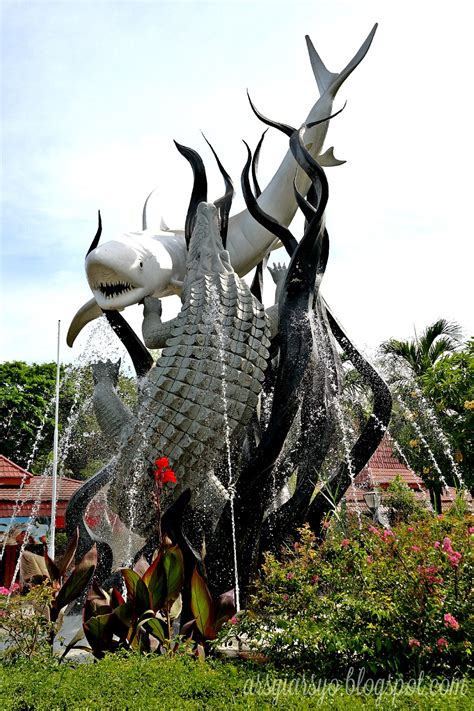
265 262 288 337
142 296 179 349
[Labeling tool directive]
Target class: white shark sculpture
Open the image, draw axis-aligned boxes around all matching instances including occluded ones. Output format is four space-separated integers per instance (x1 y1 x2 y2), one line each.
67 24 377 347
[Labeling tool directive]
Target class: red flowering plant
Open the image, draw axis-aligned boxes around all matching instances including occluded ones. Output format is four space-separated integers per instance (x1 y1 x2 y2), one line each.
220 508 473 677
153 456 177 487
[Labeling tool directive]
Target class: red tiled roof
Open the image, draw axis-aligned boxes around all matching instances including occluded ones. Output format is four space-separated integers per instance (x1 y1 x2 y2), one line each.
0 454 31 484
0 454 83 520
0 477 82 503
355 435 423 489
343 434 472 515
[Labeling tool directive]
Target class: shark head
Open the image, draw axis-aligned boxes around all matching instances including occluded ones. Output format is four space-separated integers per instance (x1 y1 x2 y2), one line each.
67 219 187 347
86 231 174 310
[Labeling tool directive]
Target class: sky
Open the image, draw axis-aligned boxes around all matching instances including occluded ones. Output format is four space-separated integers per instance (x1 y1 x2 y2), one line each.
1 0 473 366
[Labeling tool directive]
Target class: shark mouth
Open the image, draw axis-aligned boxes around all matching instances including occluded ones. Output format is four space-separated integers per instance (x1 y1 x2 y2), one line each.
92 281 136 299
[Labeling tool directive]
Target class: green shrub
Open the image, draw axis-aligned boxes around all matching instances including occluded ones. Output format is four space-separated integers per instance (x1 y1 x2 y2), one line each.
0 583 55 661
384 475 429 524
223 513 473 677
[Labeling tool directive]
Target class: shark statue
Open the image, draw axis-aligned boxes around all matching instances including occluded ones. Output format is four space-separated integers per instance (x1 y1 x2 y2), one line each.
67 24 377 347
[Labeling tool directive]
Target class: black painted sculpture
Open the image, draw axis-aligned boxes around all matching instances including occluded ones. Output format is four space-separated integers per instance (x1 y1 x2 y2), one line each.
67 118 391 603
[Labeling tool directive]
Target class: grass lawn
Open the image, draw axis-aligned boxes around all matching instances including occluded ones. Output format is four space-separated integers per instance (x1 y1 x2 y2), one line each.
1 654 472 710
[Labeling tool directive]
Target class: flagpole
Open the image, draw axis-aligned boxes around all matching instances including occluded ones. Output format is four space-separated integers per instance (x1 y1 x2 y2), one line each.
49 320 61 560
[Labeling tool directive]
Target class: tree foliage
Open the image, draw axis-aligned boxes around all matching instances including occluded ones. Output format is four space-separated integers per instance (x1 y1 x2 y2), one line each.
380 319 463 377
380 325 473 494
0 360 136 479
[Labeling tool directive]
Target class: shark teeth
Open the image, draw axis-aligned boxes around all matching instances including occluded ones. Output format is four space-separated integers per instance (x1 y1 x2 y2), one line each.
93 281 135 299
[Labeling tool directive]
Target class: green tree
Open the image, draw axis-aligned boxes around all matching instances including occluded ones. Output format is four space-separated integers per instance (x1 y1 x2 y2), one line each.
421 341 474 482
0 361 136 479
380 319 462 377
379 324 472 500
0 361 61 470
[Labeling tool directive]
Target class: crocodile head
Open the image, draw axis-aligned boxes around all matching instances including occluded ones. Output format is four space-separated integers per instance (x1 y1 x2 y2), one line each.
186 202 233 283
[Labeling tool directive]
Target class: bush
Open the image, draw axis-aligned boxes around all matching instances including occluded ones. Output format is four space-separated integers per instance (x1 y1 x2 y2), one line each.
223 513 473 677
384 475 430 525
0 583 55 660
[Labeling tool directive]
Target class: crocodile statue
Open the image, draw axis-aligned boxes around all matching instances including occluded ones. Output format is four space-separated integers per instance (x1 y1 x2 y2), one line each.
68 199 274 553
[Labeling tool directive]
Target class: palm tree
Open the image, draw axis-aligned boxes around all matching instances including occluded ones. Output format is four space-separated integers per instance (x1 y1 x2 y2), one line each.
380 319 463 377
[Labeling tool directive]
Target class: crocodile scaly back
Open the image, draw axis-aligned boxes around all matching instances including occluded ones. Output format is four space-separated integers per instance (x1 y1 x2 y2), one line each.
108 203 271 536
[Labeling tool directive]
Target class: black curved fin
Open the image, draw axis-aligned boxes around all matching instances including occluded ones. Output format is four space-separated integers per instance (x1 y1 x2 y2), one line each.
201 133 234 248
86 211 102 257
247 91 295 137
174 141 208 248
241 141 298 257
103 310 154 378
251 129 268 198
290 127 328 226
306 301 392 529
250 253 270 302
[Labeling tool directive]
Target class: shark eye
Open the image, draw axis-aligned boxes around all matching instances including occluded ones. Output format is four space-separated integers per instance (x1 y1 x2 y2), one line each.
139 260 143 269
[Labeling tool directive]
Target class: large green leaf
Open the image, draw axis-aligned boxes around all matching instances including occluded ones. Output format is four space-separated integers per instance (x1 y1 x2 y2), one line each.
214 589 236 631
84 582 112 624
83 611 115 657
44 550 61 582
144 617 167 643
55 545 97 610
190 567 215 639
57 529 79 577
163 545 184 609
143 554 167 612
121 569 150 616
113 601 134 638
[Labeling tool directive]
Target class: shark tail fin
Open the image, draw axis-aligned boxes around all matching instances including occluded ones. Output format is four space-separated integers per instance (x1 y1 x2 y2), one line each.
306 23 377 98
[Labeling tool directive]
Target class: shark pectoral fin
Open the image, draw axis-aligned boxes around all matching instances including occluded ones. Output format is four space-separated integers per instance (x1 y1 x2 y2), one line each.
317 146 346 167
67 298 103 347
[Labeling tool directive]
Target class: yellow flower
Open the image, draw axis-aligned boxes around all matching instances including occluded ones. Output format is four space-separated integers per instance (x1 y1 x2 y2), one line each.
454 450 464 463
409 439 419 448
464 400 474 410
423 466 431 474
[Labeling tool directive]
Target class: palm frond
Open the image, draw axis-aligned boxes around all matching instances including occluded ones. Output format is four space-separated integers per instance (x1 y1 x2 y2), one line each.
420 319 462 350
428 337 458 364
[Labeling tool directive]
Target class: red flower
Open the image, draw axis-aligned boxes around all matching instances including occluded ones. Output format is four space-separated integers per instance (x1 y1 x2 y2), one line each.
444 613 460 631
437 638 448 650
409 638 421 648
155 456 169 470
341 538 350 548
447 551 462 568
153 456 177 486
442 537 453 553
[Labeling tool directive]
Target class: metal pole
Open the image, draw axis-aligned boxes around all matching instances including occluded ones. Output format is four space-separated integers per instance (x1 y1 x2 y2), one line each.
49 320 61 560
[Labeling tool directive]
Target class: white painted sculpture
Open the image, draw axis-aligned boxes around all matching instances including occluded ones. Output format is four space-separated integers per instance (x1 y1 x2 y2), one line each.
67 25 377 347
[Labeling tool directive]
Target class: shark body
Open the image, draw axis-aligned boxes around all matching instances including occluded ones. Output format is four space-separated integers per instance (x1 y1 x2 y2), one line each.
67 24 377 347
